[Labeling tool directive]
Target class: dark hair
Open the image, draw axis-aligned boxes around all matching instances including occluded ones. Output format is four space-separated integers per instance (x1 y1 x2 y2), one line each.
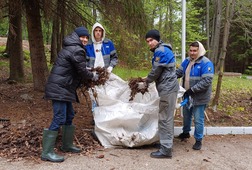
189 41 199 47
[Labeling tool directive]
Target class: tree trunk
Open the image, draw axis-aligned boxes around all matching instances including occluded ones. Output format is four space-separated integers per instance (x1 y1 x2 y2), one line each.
212 0 235 111
24 0 48 91
166 0 173 44
60 0 66 40
92 3 97 21
206 0 210 54
8 0 24 82
50 0 60 64
210 0 222 70
50 19 58 64
57 0 62 52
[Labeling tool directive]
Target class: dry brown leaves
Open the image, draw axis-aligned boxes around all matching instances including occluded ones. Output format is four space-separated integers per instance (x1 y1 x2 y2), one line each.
0 122 101 161
128 77 149 101
79 67 110 107
0 122 42 160
81 67 110 90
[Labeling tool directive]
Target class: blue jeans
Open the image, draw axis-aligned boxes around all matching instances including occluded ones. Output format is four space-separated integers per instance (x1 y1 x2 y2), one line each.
49 100 75 131
182 104 206 141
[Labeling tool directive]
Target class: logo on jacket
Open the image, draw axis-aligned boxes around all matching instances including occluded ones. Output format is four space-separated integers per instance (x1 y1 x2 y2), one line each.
155 57 160 62
208 67 212 72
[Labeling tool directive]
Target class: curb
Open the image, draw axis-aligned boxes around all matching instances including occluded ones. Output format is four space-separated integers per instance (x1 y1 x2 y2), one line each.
174 126 252 136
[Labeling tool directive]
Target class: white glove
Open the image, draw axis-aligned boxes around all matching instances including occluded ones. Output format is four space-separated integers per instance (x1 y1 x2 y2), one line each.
137 82 146 90
176 103 181 109
107 66 113 73
92 72 99 81
86 67 92 70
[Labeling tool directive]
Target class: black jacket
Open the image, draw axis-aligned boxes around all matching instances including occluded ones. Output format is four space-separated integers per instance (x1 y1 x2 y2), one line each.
44 32 94 102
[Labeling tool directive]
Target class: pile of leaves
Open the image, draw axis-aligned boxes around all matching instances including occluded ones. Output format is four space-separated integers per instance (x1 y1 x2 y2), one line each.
80 67 110 107
0 79 101 161
128 77 149 101
81 67 110 90
0 122 42 160
0 120 101 161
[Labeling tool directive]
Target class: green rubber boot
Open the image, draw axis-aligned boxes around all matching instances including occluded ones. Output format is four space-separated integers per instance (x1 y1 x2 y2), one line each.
41 129 64 162
61 125 81 153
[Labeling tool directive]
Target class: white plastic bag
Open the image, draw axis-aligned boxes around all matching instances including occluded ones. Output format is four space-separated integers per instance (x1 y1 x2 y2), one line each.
92 73 185 148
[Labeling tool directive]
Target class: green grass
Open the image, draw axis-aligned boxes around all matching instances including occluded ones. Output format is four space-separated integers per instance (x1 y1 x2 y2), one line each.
113 67 149 80
113 67 252 94
212 76 252 92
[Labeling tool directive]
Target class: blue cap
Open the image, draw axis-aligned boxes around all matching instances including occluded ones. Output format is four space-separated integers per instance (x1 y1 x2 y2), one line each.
75 27 89 38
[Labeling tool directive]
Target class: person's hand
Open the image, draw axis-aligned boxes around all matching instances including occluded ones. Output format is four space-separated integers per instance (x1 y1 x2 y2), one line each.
92 72 99 82
86 67 92 71
107 66 113 73
137 81 148 90
137 82 145 90
183 88 193 98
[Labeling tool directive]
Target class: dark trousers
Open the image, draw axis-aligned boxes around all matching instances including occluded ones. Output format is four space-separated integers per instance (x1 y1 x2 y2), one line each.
49 100 75 131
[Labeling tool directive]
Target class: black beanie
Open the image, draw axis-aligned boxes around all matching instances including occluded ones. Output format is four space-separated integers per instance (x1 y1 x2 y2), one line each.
75 27 89 38
145 29 160 42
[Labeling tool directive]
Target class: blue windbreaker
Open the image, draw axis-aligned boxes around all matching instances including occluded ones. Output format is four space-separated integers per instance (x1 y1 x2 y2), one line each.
146 42 179 96
176 56 214 105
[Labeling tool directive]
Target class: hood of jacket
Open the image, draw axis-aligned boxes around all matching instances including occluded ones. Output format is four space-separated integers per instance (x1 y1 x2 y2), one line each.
91 22 105 43
193 41 206 61
63 32 83 48
151 41 172 52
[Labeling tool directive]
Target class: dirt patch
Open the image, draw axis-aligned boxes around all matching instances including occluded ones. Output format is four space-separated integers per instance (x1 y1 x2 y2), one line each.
0 81 101 160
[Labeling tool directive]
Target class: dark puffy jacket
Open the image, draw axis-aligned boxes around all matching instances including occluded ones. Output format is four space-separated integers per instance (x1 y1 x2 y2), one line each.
44 32 94 102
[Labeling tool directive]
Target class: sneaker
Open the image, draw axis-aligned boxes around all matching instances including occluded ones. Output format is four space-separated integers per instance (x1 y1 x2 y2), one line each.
177 132 190 140
193 140 202 150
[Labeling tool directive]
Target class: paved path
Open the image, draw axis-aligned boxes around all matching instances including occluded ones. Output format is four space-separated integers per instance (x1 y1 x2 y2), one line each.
1 135 252 170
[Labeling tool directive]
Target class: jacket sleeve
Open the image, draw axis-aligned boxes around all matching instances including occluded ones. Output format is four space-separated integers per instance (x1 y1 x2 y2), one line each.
72 48 94 81
191 60 214 93
146 49 168 83
109 41 118 67
176 65 184 78
176 59 189 78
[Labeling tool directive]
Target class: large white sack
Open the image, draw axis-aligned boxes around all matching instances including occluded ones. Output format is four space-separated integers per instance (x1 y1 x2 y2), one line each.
92 73 185 148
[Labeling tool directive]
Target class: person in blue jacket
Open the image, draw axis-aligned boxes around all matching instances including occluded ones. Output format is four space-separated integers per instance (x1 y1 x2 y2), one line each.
139 29 179 158
85 22 118 72
85 22 118 114
176 41 214 150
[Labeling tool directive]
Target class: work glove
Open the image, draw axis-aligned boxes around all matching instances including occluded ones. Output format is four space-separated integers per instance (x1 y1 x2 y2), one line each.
137 81 148 90
92 72 99 82
176 97 189 109
137 82 145 90
183 88 194 98
107 66 113 73
86 67 92 71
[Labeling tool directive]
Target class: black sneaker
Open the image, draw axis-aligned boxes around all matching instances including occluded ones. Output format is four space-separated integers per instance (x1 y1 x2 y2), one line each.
192 140 202 150
177 132 190 140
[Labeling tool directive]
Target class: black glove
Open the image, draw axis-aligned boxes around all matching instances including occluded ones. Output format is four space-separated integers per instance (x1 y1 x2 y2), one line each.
184 88 194 98
92 73 99 82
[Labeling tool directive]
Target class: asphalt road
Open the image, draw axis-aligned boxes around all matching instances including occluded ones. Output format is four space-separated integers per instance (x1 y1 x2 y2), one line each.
1 134 252 170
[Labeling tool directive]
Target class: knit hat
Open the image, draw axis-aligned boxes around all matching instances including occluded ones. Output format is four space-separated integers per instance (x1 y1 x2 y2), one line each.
145 29 160 42
75 27 89 38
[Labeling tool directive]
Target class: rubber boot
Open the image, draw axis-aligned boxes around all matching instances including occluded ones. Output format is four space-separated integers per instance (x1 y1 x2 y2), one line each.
41 129 64 162
61 125 81 153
